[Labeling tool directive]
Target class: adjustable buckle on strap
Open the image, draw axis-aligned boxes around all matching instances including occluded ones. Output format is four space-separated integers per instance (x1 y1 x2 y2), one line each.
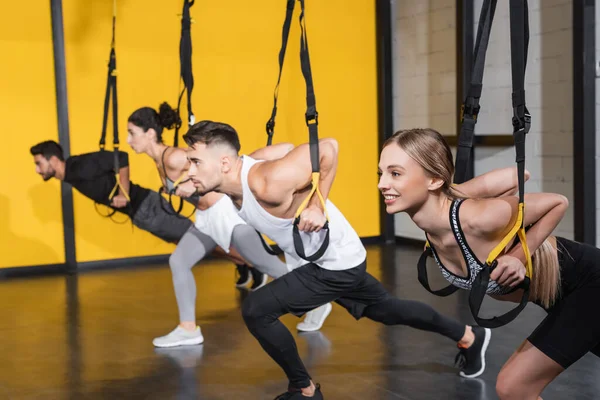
460 100 481 122
512 107 531 134
305 110 318 126
266 118 275 136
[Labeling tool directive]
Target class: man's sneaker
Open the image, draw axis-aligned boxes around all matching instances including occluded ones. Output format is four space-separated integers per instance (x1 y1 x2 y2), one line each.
274 384 323 399
250 267 268 291
235 265 251 288
297 303 332 332
455 326 491 378
152 326 204 348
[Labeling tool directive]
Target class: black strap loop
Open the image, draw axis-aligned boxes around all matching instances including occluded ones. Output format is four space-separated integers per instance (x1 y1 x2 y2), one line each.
157 186 196 219
293 219 330 262
257 232 283 256
417 248 460 297
468 261 531 328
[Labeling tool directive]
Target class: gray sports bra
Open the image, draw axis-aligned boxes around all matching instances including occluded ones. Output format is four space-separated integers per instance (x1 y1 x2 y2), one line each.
426 199 514 295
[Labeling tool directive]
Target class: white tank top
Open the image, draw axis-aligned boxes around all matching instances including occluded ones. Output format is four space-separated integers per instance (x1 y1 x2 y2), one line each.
238 156 366 271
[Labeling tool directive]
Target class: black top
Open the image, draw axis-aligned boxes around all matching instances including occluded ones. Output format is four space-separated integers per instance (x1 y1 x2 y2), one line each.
64 150 150 216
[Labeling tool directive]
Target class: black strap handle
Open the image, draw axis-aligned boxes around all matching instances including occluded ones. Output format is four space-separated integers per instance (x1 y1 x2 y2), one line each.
417 248 460 297
293 219 330 262
157 186 196 219
468 261 530 328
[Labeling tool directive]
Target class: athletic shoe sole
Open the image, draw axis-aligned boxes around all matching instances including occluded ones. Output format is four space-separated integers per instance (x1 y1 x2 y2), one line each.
459 328 491 378
152 335 205 348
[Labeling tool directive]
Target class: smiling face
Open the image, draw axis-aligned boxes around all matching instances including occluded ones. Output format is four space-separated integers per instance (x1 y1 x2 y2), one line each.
377 143 435 214
377 129 454 215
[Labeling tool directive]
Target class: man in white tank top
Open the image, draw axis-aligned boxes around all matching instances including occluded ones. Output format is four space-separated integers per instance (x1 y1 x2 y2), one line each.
181 121 493 399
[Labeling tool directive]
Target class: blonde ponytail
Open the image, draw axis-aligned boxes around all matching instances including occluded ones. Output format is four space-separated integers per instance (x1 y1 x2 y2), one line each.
529 239 561 309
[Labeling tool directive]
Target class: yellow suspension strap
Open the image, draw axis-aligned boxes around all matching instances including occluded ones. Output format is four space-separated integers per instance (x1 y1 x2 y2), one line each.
96 0 131 222
468 0 532 329
291 0 330 262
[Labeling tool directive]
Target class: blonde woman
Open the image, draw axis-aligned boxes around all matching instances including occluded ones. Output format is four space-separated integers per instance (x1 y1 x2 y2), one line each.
378 128 598 399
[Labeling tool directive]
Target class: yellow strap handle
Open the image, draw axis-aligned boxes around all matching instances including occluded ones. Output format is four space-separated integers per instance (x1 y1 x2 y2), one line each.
485 202 532 278
294 172 329 220
109 173 130 202
172 172 187 188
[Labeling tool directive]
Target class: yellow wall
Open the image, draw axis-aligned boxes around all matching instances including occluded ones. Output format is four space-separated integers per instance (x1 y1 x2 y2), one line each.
2 0 380 267
193 0 381 238
0 5 65 267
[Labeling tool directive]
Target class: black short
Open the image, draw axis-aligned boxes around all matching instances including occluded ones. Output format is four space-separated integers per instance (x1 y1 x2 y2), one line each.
528 237 600 368
131 191 192 243
262 260 392 320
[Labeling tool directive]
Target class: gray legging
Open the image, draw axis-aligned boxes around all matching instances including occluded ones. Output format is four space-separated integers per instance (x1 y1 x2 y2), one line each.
169 224 289 322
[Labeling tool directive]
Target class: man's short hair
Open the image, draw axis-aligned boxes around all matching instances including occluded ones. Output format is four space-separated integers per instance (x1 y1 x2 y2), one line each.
30 140 64 161
183 120 241 153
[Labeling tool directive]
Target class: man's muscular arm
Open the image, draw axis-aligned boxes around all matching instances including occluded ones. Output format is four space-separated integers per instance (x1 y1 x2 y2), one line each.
250 138 339 232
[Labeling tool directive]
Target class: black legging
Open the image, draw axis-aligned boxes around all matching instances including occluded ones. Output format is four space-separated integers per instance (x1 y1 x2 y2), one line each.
242 280 466 389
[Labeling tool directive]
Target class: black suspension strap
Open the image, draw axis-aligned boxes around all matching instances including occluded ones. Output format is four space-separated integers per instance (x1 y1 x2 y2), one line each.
291 0 330 262
96 0 131 223
265 0 296 146
467 0 532 329
255 0 298 256
420 0 496 295
155 0 197 220
454 0 497 184
174 0 195 147
419 0 533 329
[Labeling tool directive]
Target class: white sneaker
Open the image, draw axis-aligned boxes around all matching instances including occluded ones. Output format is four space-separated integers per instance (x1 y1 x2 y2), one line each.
152 326 204 348
296 303 332 332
